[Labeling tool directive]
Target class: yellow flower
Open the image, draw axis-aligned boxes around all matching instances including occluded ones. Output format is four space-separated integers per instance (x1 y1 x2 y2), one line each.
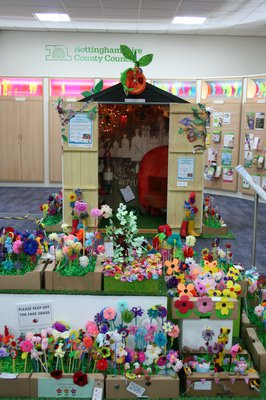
68 193 77 202
215 297 234 315
227 267 240 281
203 260 219 275
208 289 222 297
42 203 49 212
222 280 241 298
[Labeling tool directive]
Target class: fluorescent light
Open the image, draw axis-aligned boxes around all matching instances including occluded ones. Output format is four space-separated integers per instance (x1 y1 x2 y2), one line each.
34 13 70 22
172 16 207 25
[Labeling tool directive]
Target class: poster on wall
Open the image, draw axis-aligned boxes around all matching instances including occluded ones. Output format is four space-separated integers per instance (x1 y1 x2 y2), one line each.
223 168 234 182
212 130 221 143
177 157 194 182
244 133 253 151
213 112 223 127
208 148 218 163
255 112 265 130
244 151 253 168
242 178 250 189
246 112 255 130
69 112 93 147
223 112 231 125
221 149 232 166
223 132 235 148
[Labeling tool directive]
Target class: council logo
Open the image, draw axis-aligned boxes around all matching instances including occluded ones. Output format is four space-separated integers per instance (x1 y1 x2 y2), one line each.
45 45 72 61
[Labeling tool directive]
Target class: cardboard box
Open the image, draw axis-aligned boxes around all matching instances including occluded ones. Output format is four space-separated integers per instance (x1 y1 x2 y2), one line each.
171 297 239 320
239 280 248 298
30 373 104 398
0 260 46 290
105 375 179 399
186 371 260 397
202 225 228 236
242 326 266 372
0 373 31 397
44 258 102 291
42 222 62 233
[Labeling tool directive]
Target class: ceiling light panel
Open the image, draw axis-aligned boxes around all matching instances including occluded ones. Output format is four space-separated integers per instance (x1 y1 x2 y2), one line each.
34 13 70 21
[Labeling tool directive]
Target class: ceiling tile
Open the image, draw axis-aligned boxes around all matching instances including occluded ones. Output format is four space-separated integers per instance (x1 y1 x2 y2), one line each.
66 8 104 18
140 9 175 18
61 0 100 6
101 0 140 8
103 8 139 17
141 0 178 10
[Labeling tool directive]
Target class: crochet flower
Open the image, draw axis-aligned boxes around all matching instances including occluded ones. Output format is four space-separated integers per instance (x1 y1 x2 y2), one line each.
162 321 174 333
177 283 195 298
222 280 241 298
79 255 89 268
227 267 240 281
154 332 167 348
254 305 264 317
73 371 88 387
85 321 99 337
203 260 219 275
96 359 108 371
103 307 116 321
50 370 63 380
215 297 234 315
100 204 113 218
90 208 102 217
20 340 33 353
196 296 213 314
168 324 180 338
23 238 38 255
12 240 23 254
201 327 215 343
174 295 194 314
208 289 222 297
185 235 196 247
147 306 159 319
165 259 180 275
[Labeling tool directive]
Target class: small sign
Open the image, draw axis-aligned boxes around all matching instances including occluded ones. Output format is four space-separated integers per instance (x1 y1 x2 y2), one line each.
92 386 103 400
38 377 94 398
104 241 114 258
120 185 135 202
177 157 194 181
194 380 212 390
176 181 188 187
17 301 53 329
127 382 146 397
0 373 19 379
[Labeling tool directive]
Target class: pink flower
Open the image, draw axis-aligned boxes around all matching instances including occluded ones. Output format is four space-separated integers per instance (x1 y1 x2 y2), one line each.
41 338 48 351
97 245 105 254
196 296 213 313
20 340 33 353
74 201 88 215
90 208 102 217
103 307 117 321
168 325 180 338
85 321 99 337
128 326 138 335
13 240 23 254
138 351 146 363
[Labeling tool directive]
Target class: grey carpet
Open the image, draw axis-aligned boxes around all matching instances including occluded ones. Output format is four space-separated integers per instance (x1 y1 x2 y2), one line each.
0 187 265 274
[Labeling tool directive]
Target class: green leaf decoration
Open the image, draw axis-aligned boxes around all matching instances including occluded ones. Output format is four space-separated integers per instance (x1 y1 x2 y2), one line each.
61 128 66 132
90 106 97 114
94 80 103 93
133 50 137 63
198 103 206 111
81 90 93 98
215 309 232 319
193 118 204 125
175 308 193 318
120 68 134 92
120 45 135 61
138 54 153 67
68 350 76 358
178 127 184 134
194 309 212 318
61 134 68 142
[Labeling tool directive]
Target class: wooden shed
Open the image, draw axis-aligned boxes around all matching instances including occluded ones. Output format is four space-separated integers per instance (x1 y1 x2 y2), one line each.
62 82 205 234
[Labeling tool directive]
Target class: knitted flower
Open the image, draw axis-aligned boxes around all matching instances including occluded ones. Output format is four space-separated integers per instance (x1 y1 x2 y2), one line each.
103 307 116 321
168 324 180 338
154 332 167 348
222 280 241 298
177 283 196 298
23 239 38 255
185 235 196 247
100 204 113 218
215 297 234 315
203 260 219 275
208 289 222 297
12 240 23 254
201 327 215 343
196 296 213 314
79 255 89 268
227 267 240 281
254 305 264 317
165 259 180 275
85 321 99 337
90 208 102 217
174 295 194 314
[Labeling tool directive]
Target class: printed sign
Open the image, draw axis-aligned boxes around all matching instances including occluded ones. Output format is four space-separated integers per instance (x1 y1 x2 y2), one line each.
17 301 53 329
38 377 94 398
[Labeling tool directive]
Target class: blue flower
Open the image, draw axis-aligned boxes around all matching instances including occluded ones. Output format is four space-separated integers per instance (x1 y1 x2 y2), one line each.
135 327 147 350
154 332 167 348
23 239 38 255
117 299 128 312
2 259 14 271
4 237 13 254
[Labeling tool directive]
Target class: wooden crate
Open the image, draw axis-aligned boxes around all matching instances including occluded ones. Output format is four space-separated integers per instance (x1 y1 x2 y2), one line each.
44 258 102 291
186 371 260 397
242 326 266 372
0 373 31 397
105 375 179 399
202 224 228 235
30 373 104 398
0 260 46 290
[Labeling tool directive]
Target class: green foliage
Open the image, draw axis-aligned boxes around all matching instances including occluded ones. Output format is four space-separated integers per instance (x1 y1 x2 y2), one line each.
138 53 153 67
120 44 137 62
80 90 93 97
61 134 68 142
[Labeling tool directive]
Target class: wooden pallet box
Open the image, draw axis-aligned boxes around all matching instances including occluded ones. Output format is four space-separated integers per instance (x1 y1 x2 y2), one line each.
0 373 31 397
30 373 104 398
105 375 179 399
186 371 260 397
0 260 46 290
242 326 266 372
42 222 62 233
44 258 103 291
202 224 228 235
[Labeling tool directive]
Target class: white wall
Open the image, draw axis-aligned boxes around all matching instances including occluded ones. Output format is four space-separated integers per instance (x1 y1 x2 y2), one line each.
1 31 266 79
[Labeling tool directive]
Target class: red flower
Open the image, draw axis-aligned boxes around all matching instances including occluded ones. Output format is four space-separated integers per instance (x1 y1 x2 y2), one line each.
73 371 88 387
96 359 108 371
225 243 231 249
182 246 194 258
174 295 194 314
50 370 63 379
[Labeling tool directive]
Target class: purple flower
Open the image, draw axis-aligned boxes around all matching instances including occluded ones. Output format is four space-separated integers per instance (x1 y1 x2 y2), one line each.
100 324 109 334
195 282 207 295
131 307 144 317
179 117 192 126
94 313 104 325
52 321 68 332
166 276 179 289
0 347 9 358
157 306 167 319
202 328 215 343
208 342 224 355
23 238 38 255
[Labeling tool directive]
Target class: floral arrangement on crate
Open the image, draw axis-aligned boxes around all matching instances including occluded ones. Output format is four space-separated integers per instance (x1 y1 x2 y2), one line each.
247 275 266 347
40 190 63 227
48 203 112 276
178 104 209 151
165 238 248 318
203 196 226 229
0 302 183 382
105 203 147 263
0 227 46 276
183 327 256 377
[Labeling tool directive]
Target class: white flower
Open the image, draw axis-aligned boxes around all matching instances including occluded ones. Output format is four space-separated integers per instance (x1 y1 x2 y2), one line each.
185 235 196 247
79 255 89 268
116 343 127 357
61 223 69 233
218 249 226 259
49 233 58 241
125 363 130 370
54 343 65 358
133 362 140 369
213 271 223 281
173 359 183 372
65 239 74 246
56 249 63 262
254 304 264 317
145 344 162 360
101 204 112 219
143 355 154 366
185 257 194 264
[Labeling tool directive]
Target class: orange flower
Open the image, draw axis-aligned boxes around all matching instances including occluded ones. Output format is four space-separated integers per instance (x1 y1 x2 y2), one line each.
75 229 84 241
203 260 219 274
177 283 196 297
165 259 180 275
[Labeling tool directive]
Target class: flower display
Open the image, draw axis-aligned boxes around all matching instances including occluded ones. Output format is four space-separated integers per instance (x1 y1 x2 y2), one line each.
0 227 46 276
165 259 179 275
40 191 63 226
215 297 235 316
195 296 213 314
174 295 194 314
